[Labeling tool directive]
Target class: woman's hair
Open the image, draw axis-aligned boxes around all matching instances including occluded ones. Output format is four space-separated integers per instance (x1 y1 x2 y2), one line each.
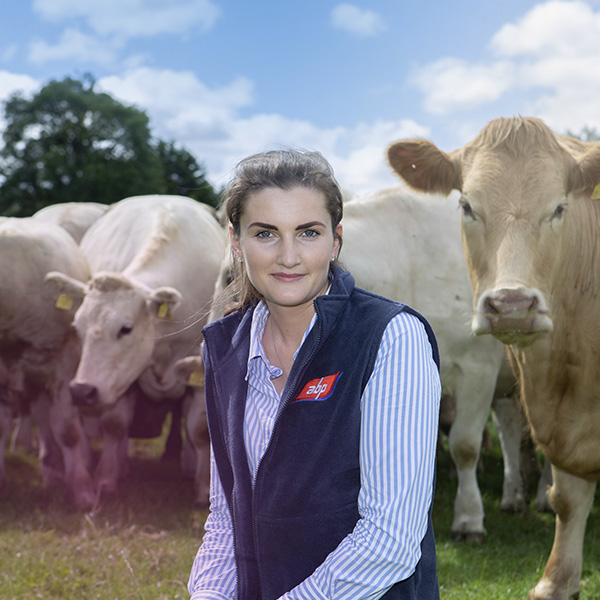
220 147 344 312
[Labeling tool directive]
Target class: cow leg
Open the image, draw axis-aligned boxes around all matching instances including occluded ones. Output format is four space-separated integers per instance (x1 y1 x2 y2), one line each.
533 458 553 513
30 391 65 486
48 383 96 510
162 398 183 461
182 389 209 508
94 391 135 494
529 466 595 600
448 371 497 541
0 398 12 490
491 394 527 513
10 412 35 455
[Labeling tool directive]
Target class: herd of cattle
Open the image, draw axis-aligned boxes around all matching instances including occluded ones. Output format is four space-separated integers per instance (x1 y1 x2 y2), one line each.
0 116 598 599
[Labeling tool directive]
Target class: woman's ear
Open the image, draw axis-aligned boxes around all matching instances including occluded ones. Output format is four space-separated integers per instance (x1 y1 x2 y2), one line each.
229 225 241 260
333 224 343 259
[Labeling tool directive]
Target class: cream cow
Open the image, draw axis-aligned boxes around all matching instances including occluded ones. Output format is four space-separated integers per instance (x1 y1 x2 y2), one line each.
0 218 94 508
32 202 109 243
387 116 600 600
47 195 226 505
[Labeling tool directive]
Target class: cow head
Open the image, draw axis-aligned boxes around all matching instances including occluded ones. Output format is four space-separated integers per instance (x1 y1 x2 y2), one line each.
388 117 600 347
45 270 182 409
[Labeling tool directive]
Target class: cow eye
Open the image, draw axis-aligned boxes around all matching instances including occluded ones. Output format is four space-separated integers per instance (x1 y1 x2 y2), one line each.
118 324 133 338
551 203 567 221
459 199 476 221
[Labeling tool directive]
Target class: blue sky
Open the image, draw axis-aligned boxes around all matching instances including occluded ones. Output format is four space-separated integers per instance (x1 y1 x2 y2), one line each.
1 0 600 195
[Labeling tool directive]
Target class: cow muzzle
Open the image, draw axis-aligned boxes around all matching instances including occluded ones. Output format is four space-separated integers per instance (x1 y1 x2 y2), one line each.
472 287 553 344
70 381 99 408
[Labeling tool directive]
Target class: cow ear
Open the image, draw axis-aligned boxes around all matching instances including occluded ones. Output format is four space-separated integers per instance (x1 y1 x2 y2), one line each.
44 271 88 313
173 355 204 387
569 144 600 199
387 140 463 195
148 286 182 320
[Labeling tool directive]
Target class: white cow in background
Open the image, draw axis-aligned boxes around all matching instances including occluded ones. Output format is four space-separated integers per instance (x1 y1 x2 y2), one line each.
6 202 111 455
47 195 226 505
341 188 524 541
32 202 109 243
0 218 94 508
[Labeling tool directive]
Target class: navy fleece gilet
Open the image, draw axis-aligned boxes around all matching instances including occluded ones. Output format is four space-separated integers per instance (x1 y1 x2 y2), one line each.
202 267 440 600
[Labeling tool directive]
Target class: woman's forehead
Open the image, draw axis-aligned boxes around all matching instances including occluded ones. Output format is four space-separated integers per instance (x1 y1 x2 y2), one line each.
241 187 330 224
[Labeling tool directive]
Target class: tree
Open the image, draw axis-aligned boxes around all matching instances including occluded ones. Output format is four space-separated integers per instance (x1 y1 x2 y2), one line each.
0 75 218 216
156 140 220 207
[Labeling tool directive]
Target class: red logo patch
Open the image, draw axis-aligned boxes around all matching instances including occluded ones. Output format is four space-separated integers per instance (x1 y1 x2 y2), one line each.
293 371 343 402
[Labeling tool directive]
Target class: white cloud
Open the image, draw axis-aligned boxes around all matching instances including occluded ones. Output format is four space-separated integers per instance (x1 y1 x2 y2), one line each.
331 4 387 38
0 72 41 143
410 0 600 133
98 67 426 195
32 0 220 38
491 0 600 58
29 28 122 67
0 71 40 101
410 57 515 116
98 67 254 140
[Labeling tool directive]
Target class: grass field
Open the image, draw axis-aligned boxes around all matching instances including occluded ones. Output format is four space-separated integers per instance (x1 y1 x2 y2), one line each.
0 423 599 600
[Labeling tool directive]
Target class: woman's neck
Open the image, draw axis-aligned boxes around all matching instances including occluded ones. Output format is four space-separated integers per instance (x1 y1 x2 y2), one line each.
264 301 315 353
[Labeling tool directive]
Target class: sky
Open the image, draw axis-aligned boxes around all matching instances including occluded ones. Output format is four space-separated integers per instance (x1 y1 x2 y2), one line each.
2 0 600 196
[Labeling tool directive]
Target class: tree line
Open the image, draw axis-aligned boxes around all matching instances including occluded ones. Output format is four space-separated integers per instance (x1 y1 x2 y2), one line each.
0 74 219 217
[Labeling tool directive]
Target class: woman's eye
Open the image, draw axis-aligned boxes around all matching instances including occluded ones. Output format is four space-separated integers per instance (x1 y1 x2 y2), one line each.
302 229 320 238
256 230 273 239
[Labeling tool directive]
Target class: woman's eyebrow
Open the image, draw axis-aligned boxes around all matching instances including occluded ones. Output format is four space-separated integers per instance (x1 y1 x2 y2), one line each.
247 222 276 230
296 221 326 230
247 221 326 231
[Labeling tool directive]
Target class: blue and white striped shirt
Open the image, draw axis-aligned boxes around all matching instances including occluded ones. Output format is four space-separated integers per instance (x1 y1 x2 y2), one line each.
188 300 441 600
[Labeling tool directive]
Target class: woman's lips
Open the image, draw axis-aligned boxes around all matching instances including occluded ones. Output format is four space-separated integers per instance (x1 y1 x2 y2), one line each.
271 273 305 282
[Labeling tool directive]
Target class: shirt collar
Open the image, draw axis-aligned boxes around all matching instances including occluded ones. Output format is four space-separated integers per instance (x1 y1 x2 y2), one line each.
246 287 330 378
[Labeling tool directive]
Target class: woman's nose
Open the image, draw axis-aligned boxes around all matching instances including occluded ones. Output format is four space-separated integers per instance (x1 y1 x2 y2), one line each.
277 238 301 267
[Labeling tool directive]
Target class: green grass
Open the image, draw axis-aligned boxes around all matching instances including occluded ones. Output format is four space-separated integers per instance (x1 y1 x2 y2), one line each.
0 425 598 599
0 435 206 600
434 441 600 599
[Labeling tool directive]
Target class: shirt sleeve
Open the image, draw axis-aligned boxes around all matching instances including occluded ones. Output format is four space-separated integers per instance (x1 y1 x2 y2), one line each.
187 448 238 600
279 311 441 600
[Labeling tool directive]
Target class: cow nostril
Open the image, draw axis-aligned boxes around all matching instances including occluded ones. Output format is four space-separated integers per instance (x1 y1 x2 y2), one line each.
529 295 539 312
483 289 540 317
69 382 98 407
484 297 497 315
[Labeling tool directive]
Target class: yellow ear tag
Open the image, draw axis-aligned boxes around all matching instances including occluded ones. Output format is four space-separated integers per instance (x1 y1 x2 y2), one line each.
157 302 170 319
55 294 74 311
188 371 204 388
592 183 600 200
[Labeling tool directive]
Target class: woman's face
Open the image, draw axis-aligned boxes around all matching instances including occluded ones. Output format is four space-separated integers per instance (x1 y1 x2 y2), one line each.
230 186 342 313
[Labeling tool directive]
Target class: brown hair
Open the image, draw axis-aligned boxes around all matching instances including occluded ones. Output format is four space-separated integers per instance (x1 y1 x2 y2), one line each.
222 148 344 311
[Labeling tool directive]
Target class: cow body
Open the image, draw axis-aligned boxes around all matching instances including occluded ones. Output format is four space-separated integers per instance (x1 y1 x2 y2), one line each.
341 189 523 540
48 195 226 504
0 218 94 508
388 116 600 600
32 202 109 243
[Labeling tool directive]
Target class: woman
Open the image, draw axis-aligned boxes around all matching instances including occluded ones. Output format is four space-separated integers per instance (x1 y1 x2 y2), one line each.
188 148 441 600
